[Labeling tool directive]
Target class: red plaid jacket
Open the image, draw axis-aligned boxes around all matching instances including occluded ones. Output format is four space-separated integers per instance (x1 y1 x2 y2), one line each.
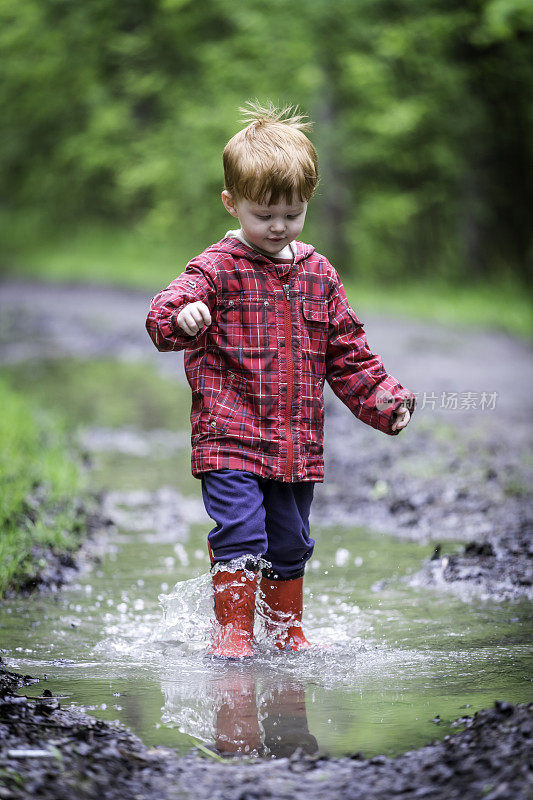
146 236 416 482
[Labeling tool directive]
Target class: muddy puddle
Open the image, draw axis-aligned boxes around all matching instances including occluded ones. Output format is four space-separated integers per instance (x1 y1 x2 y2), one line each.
1 356 531 761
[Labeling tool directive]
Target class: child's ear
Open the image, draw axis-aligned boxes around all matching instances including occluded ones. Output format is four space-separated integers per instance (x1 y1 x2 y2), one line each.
221 190 239 218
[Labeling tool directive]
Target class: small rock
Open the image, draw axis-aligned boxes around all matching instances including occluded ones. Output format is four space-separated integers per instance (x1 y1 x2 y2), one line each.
389 498 416 514
484 783 511 800
464 541 495 557
430 545 442 561
494 700 514 716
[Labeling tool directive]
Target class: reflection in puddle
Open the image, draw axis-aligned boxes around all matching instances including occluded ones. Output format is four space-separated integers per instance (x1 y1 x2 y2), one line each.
3 541 531 759
162 668 318 758
153 573 327 756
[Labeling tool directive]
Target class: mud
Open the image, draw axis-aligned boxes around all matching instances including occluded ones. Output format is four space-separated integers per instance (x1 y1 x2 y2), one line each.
314 403 533 602
1 663 531 800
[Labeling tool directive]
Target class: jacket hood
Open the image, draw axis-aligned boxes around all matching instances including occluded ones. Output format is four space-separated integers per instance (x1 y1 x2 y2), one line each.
206 236 315 266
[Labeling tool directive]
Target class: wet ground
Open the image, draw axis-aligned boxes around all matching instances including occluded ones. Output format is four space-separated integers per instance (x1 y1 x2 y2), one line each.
0 279 532 797
1 665 531 799
2 483 530 761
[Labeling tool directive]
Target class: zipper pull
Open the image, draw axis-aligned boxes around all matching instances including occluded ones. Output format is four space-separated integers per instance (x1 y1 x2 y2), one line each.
283 284 290 301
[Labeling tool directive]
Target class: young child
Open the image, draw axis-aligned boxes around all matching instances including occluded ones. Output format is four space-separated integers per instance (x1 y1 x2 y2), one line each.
146 102 416 660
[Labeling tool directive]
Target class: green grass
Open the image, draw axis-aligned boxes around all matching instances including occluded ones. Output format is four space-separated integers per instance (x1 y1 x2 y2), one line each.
1 218 531 339
2 358 191 431
0 378 86 596
344 275 532 340
1 218 195 292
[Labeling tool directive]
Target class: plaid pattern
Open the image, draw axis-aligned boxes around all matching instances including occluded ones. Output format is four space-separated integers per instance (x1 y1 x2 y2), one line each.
146 236 416 482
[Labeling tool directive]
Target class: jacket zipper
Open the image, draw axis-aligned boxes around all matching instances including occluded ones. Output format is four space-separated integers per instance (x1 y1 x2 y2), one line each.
281 281 294 481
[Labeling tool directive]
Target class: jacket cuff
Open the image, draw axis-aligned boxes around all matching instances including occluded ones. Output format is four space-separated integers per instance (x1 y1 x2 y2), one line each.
385 392 417 436
358 379 417 436
169 304 209 345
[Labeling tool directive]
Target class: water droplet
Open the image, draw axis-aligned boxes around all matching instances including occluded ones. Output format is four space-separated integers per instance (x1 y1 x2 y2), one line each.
173 544 189 566
335 548 350 567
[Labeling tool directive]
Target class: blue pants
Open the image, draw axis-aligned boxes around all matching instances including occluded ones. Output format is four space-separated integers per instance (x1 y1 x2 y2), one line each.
201 469 315 580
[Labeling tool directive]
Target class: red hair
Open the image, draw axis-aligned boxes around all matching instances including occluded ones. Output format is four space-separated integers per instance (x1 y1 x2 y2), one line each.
223 101 319 205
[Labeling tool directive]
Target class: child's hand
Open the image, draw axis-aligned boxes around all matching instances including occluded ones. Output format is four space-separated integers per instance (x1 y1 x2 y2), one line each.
391 404 411 432
177 301 212 336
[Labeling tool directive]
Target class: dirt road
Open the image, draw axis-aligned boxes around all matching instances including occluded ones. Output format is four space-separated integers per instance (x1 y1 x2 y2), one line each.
0 279 531 799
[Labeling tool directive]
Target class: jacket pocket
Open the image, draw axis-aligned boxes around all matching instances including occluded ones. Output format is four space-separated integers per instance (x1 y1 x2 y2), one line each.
217 295 271 352
301 297 329 353
206 370 247 434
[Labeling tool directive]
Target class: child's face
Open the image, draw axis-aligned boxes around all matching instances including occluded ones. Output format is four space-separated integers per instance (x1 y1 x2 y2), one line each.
222 191 308 256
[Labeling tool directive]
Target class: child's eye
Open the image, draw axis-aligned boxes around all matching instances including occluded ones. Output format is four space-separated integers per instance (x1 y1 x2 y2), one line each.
287 214 300 220
256 214 271 220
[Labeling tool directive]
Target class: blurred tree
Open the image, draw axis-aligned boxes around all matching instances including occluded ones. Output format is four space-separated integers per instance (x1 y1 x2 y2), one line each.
0 0 531 281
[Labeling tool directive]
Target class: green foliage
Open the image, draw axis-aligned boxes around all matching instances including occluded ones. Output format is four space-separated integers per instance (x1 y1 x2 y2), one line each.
0 0 531 282
343 273 533 339
0 377 85 595
0 220 196 290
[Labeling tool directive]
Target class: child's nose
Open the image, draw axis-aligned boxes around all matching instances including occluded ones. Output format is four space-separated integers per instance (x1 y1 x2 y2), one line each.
270 218 286 232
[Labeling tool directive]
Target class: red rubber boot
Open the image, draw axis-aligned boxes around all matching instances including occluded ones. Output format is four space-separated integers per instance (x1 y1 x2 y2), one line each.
259 576 312 652
210 569 258 659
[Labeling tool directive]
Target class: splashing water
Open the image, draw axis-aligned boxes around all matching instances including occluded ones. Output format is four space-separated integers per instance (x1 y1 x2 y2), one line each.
1 455 530 759
153 573 213 651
